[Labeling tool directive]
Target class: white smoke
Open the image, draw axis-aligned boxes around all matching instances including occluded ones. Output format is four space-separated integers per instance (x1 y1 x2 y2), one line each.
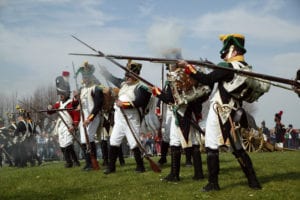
146 19 184 56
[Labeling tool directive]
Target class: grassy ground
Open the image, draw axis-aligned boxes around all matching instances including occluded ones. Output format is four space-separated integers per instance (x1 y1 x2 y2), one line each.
0 151 299 200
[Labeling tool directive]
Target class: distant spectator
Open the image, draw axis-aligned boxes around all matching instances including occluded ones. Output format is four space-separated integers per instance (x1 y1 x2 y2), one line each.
287 124 298 149
261 121 270 142
284 125 292 148
274 111 285 149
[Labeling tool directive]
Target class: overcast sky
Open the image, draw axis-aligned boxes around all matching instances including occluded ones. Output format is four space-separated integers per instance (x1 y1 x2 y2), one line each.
0 0 299 128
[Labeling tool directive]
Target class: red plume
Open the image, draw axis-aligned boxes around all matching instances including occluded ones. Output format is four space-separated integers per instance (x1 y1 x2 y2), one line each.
278 110 283 116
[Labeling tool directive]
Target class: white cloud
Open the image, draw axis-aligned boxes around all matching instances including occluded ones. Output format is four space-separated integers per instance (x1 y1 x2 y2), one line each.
190 5 300 44
270 52 300 77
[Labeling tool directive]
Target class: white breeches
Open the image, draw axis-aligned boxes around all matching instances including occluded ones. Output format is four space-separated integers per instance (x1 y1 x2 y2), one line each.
162 108 172 143
110 107 141 149
169 113 201 147
79 115 100 144
204 102 222 149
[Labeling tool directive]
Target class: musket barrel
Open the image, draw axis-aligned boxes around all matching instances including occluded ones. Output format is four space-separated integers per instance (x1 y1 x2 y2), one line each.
69 35 300 90
94 53 300 88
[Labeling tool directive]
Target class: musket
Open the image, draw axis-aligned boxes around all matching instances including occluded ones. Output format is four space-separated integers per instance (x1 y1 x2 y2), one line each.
78 99 100 170
157 64 164 138
70 35 205 134
70 35 155 88
18 100 56 122
39 108 74 113
9 108 74 114
72 61 79 91
0 146 14 165
55 111 85 153
120 108 161 173
69 52 300 89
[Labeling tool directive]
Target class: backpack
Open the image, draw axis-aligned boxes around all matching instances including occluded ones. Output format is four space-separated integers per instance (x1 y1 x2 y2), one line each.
98 85 119 113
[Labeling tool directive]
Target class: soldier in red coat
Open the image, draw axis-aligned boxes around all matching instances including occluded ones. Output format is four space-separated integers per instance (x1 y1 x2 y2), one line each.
48 71 80 168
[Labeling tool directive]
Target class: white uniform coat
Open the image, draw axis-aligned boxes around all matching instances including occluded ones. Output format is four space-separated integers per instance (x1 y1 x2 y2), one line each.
54 99 74 148
79 85 100 143
110 82 141 149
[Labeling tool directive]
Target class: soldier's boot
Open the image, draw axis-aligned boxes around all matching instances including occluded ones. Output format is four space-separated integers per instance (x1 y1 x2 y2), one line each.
158 141 169 166
64 146 73 168
82 144 92 171
118 146 125 166
133 147 145 173
69 144 80 167
104 145 119 174
35 154 42 166
192 145 204 180
202 148 220 192
100 140 109 167
184 146 193 167
234 150 262 190
163 146 181 182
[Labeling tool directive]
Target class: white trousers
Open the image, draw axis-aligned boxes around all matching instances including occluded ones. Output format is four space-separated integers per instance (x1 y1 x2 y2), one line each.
79 115 100 144
110 107 141 149
204 102 223 149
169 112 201 147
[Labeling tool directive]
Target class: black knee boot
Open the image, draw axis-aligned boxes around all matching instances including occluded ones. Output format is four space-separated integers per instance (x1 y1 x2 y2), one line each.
82 144 92 171
192 145 204 180
163 146 181 182
63 146 73 168
69 144 80 167
104 145 119 174
202 148 220 192
101 140 109 166
234 150 262 190
133 147 145 173
158 141 169 166
185 147 193 167
119 146 125 166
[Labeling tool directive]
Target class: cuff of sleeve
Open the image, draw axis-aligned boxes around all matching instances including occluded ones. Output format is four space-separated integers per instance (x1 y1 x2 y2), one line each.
184 64 197 74
121 101 132 109
152 87 162 96
88 114 94 121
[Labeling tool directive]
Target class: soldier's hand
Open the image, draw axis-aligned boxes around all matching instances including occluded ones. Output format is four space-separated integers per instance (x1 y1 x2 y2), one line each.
83 119 90 127
151 87 162 96
115 100 123 107
47 105 53 110
177 60 188 68
68 126 75 133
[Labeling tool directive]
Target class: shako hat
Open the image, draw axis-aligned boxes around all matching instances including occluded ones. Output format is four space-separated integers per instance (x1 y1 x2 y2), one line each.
126 61 142 76
56 74 71 97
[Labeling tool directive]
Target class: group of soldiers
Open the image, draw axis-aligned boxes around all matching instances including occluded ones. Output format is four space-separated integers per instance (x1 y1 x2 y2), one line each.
2 33 298 193
0 110 42 168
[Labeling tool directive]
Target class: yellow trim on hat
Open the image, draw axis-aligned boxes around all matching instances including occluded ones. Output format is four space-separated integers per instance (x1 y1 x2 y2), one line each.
219 34 245 42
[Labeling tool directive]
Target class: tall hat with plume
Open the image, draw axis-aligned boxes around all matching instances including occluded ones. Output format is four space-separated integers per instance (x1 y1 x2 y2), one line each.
219 33 247 59
76 61 100 86
274 110 283 121
56 71 71 97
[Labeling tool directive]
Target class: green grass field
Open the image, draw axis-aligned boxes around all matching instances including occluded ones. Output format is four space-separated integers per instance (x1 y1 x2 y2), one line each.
1 151 299 200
